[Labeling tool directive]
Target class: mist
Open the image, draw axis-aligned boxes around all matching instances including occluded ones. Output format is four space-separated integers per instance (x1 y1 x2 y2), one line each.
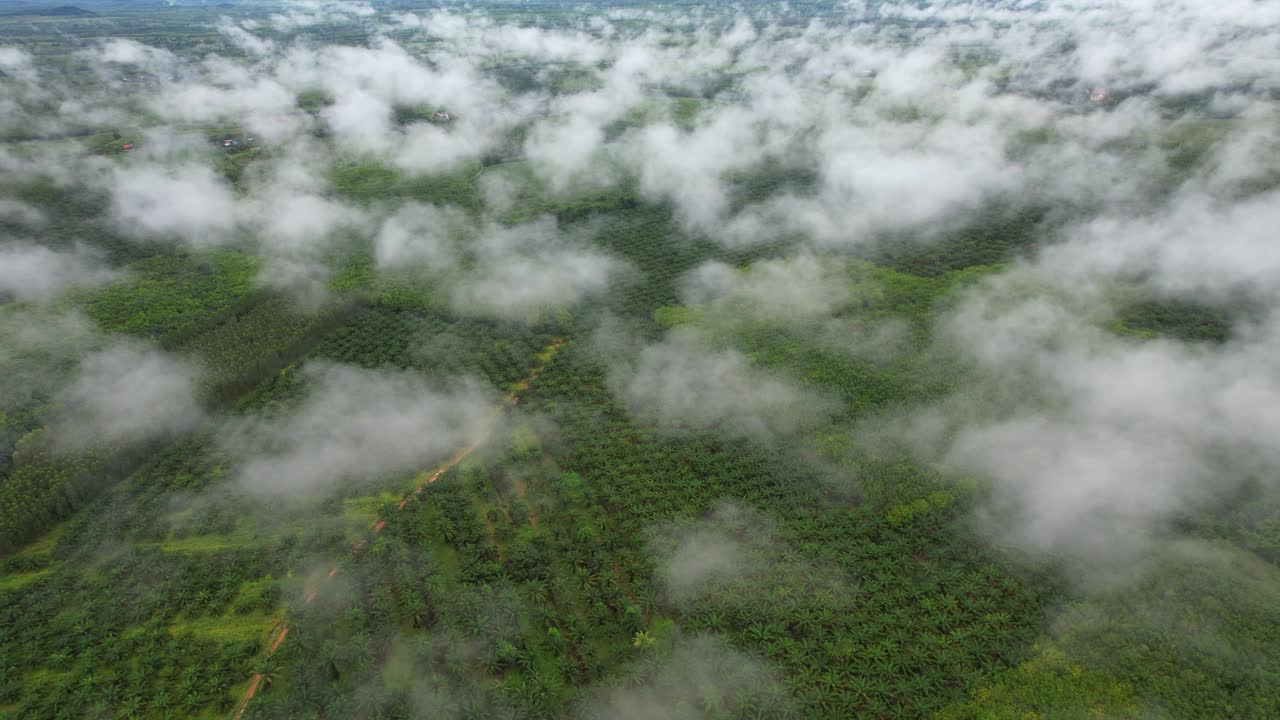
574 635 792 720
4 1 1280 718
49 342 206 451
223 362 496 496
0 0 1275 584
606 328 838 442
0 242 116 300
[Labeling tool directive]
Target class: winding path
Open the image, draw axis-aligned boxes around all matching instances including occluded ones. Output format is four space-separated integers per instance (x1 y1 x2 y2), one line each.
229 340 562 719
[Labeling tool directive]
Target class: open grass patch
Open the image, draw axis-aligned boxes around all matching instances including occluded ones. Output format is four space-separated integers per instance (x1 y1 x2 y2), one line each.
342 491 404 529
11 520 65 559
153 525 274 553
171 610 282 644
0 570 49 592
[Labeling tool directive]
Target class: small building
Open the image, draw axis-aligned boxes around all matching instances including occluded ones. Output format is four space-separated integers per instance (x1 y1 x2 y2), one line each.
120 143 134 152
1089 87 1108 103
431 111 453 122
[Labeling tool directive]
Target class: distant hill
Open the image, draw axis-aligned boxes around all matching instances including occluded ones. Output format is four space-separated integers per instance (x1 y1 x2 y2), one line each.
2 5 97 17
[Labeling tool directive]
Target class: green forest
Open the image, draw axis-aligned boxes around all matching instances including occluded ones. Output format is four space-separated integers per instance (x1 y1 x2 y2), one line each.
2 1 1279 720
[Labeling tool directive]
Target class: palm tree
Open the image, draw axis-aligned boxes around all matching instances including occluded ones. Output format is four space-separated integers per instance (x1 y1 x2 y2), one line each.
181 688 203 713
118 690 143 718
150 689 173 713
322 640 343 680
402 595 430 629
631 631 656 650
574 566 598 592
545 626 565 651
516 648 538 674
255 653 281 691
744 622 770 645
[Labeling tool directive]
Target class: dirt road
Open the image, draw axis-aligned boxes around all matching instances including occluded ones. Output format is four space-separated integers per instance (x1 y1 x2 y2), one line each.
228 340 562 719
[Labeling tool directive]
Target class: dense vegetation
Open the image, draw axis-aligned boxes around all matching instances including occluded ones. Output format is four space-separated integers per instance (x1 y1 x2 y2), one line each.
2 3 1279 720
84 251 260 342
5 195 1278 720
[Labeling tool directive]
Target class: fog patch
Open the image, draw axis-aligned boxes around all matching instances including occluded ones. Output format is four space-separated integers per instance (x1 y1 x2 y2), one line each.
574 634 792 720
0 242 116 299
376 208 626 321
0 306 99 415
607 328 838 441
1044 189 1280 302
680 253 854 322
374 202 468 269
0 199 45 228
651 501 773 603
110 164 239 246
223 363 495 496
89 38 176 72
50 342 206 451
451 244 621 321
898 273 1280 575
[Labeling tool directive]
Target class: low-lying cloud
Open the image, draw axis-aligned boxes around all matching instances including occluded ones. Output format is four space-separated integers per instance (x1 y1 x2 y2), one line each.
607 328 837 441
680 253 854 322
110 163 239 246
901 274 1280 573
377 208 626 320
223 362 496 496
3 0 1280 601
574 635 791 720
0 242 116 299
50 342 206 451
651 501 775 603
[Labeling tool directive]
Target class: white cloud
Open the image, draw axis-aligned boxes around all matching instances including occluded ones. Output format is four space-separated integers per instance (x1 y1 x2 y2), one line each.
899 273 1280 572
607 328 837 441
51 343 205 450
224 363 495 496
374 202 467 269
110 164 239 246
452 216 625 320
680 253 853 321
0 199 45 228
0 242 117 299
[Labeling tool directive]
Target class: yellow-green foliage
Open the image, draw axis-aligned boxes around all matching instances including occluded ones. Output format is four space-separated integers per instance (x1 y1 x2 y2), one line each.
507 424 542 461
331 159 481 207
329 259 444 310
296 88 332 111
80 128 142 154
654 305 695 328
154 525 266 553
886 489 957 526
12 521 64 559
936 646 1143 720
343 492 403 528
1048 541 1280 719
554 471 586 505
0 431 123 553
84 250 259 340
331 161 401 198
0 570 49 592
169 611 279 643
